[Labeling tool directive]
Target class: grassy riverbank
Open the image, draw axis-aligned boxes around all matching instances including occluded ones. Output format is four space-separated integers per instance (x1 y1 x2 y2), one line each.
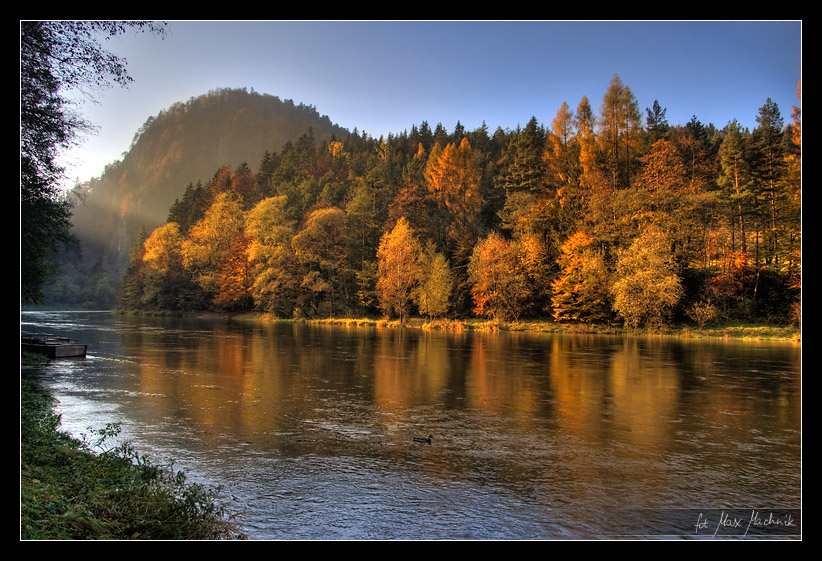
20 360 244 540
234 313 801 343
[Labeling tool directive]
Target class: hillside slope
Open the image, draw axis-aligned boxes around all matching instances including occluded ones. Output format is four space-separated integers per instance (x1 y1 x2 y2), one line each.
68 88 349 281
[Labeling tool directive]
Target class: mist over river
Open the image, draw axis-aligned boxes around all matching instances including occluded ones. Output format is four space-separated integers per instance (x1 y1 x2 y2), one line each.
21 311 801 539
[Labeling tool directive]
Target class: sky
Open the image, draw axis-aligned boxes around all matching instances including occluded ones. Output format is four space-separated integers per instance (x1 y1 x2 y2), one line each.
56 20 802 187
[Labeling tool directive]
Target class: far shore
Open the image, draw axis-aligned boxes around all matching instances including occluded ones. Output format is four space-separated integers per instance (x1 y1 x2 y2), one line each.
26 308 799 343
228 312 801 343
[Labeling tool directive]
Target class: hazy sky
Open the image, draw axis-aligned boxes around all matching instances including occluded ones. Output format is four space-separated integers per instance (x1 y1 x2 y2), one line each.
56 20 801 186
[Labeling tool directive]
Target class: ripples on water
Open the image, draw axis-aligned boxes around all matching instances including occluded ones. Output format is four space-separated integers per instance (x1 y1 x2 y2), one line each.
21 312 801 539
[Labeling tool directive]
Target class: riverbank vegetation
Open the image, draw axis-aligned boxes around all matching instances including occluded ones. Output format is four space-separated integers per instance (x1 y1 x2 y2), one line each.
233 312 799 343
20 374 244 540
117 77 801 332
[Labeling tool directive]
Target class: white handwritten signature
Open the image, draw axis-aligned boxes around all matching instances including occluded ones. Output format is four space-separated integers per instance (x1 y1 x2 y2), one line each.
694 510 796 537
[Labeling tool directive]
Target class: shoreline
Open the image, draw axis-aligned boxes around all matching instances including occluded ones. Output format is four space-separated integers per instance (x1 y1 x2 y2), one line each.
230 312 801 344
24 308 800 343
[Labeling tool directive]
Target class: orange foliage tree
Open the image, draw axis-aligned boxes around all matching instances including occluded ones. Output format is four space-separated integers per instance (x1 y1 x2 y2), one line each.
467 232 528 322
551 230 611 323
424 138 481 249
212 231 254 310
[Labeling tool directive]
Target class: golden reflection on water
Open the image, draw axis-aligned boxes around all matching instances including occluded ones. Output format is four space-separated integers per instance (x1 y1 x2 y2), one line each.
123 323 799 462
24 312 801 538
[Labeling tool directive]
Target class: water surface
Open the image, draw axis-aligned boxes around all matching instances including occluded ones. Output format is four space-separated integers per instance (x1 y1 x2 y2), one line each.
21 311 801 539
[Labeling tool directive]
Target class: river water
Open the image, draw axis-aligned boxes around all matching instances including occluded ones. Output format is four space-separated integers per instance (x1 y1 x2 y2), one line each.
21 311 801 540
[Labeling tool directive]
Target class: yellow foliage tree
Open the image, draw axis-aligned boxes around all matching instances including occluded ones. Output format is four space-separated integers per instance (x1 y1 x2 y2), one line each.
414 240 452 320
181 192 245 296
245 195 298 315
611 226 683 327
376 217 422 322
143 222 184 275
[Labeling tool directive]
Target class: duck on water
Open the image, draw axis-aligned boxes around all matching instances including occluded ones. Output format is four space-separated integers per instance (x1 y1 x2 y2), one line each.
413 435 433 444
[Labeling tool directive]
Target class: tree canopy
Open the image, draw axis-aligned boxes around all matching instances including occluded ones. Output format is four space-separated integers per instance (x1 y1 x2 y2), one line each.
40 68 797 328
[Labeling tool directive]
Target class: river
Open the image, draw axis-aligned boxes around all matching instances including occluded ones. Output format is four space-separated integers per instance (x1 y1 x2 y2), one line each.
20 311 801 540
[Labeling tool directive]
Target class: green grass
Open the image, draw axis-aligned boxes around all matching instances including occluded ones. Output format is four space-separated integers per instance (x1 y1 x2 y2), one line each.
20 375 245 540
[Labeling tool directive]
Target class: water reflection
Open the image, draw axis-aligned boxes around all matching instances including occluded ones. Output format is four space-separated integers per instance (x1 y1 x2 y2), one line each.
21 312 801 539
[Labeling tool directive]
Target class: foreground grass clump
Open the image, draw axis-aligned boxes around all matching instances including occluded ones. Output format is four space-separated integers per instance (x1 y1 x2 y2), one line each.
20 378 244 540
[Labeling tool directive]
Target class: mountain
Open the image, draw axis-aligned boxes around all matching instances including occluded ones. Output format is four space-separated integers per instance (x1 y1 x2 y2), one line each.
65 88 349 297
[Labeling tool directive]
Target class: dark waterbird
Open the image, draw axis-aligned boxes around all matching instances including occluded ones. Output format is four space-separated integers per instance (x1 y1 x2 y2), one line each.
413 435 433 444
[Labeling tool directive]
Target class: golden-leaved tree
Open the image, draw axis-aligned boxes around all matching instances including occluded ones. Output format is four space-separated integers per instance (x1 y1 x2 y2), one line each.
551 230 611 323
376 217 422 322
424 138 481 254
212 231 254 310
467 232 528 322
141 221 188 309
414 240 452 320
181 192 245 301
611 226 683 327
245 195 298 316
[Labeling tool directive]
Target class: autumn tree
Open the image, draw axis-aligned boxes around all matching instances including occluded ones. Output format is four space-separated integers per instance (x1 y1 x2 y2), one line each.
598 74 642 190
424 137 482 250
376 217 422 322
389 143 440 244
468 232 528 322
575 95 604 194
142 221 207 310
245 195 298 316
414 240 452 320
230 162 256 206
291 205 349 316
551 230 611 323
611 226 683 327
783 81 802 284
212 231 254 310
181 192 245 301
546 101 579 191
638 135 717 266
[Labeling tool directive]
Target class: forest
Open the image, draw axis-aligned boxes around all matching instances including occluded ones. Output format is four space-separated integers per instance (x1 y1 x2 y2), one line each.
118 75 802 328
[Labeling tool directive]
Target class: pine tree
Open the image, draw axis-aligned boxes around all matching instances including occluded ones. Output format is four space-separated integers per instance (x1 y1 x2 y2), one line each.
496 116 547 194
598 74 642 190
718 120 752 256
749 98 786 268
645 100 669 142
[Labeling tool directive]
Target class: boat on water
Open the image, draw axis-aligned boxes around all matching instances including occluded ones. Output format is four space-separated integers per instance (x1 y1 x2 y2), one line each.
22 336 87 359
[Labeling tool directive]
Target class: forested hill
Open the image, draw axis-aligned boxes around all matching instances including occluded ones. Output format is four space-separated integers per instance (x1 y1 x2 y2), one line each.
62 88 348 302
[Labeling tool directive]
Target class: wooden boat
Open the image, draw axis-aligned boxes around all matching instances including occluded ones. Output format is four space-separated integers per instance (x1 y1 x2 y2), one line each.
22 336 87 359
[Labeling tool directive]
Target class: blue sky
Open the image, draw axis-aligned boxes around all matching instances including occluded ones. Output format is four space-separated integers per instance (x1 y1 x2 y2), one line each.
58 20 802 186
